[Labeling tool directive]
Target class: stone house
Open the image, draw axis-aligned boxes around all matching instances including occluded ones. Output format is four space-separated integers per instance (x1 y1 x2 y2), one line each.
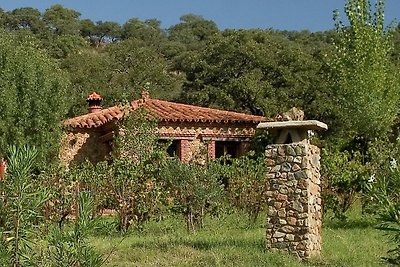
60 91 267 166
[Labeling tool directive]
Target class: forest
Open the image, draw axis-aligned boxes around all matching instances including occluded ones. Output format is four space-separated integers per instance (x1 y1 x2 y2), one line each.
0 0 400 266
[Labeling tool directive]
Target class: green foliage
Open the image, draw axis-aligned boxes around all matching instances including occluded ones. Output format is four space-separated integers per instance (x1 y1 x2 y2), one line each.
106 110 166 232
365 170 400 264
91 210 388 267
4 7 45 34
178 29 321 117
0 31 69 164
43 4 81 36
168 14 219 51
122 18 165 47
330 0 399 140
105 37 183 103
161 159 224 232
321 146 367 219
222 155 267 222
0 145 50 266
362 138 400 264
45 191 104 267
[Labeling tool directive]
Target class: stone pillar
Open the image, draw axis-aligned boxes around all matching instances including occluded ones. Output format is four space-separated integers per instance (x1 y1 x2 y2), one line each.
265 142 322 259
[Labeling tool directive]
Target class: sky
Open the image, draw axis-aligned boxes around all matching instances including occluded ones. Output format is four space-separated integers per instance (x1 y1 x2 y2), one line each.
0 0 399 32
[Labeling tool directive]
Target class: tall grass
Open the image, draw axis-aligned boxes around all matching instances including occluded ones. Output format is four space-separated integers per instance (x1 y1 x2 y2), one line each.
91 208 390 267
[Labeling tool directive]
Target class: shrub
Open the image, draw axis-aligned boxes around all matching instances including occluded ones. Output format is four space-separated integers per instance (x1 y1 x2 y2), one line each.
161 159 224 232
222 154 267 222
0 145 50 266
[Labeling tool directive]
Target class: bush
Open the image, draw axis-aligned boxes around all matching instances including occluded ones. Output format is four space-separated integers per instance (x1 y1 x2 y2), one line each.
363 139 400 264
321 145 367 220
222 154 267 222
161 159 224 232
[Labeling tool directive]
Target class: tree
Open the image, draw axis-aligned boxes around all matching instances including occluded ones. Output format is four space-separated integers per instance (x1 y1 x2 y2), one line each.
105 110 166 232
0 31 69 164
121 18 166 47
5 7 45 34
106 38 183 103
178 29 319 117
61 48 112 116
94 20 121 45
168 14 219 50
330 0 399 141
43 4 81 36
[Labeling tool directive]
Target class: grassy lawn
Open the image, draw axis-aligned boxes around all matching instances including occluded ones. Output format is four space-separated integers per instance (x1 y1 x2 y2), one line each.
91 210 392 267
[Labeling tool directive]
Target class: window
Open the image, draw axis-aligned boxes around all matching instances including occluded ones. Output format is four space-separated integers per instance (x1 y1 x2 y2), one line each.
159 139 180 158
215 141 240 159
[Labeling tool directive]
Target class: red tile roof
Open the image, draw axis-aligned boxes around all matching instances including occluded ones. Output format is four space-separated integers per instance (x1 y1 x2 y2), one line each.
64 96 267 129
132 98 267 124
64 106 123 128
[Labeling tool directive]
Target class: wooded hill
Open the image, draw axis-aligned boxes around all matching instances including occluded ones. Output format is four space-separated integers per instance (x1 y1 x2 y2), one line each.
0 3 399 160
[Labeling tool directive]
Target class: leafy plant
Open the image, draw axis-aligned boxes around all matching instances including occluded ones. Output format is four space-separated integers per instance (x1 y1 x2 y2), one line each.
222 154 267 222
161 159 224 232
0 145 50 266
45 191 104 267
106 109 166 232
363 139 400 264
321 146 367 220
330 0 398 141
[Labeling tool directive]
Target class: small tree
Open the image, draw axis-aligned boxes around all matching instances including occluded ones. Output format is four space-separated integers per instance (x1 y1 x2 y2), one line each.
363 138 400 264
0 30 69 165
330 0 398 140
162 159 224 232
223 155 267 222
106 109 166 232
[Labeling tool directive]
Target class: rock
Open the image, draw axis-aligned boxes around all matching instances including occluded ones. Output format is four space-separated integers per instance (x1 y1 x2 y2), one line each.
278 146 285 156
295 145 305 156
292 201 303 212
276 156 285 164
295 171 308 179
287 217 297 226
293 156 302 164
292 164 301 172
281 162 291 172
286 234 295 241
286 146 296 156
278 209 286 217
281 225 295 233
271 165 281 173
273 231 285 238
276 193 288 202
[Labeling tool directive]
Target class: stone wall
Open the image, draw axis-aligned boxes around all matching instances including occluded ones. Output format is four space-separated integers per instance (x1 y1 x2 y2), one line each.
265 142 322 259
59 130 112 167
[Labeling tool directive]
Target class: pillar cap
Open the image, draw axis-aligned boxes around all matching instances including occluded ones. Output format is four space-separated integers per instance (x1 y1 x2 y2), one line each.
257 120 328 131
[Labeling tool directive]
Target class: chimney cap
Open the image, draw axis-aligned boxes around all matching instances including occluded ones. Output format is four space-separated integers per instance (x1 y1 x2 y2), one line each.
87 92 103 102
87 92 102 113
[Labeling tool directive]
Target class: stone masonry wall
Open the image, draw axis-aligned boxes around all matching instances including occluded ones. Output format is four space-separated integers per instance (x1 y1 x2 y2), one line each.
265 143 322 259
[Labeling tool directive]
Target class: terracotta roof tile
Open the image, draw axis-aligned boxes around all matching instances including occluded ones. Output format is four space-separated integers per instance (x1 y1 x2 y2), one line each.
133 98 267 124
64 97 267 129
64 106 123 129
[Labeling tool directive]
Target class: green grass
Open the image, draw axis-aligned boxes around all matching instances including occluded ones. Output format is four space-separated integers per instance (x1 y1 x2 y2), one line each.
91 210 392 267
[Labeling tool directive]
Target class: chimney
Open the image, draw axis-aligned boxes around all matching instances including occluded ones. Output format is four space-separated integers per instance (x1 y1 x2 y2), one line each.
86 92 103 113
141 90 150 100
